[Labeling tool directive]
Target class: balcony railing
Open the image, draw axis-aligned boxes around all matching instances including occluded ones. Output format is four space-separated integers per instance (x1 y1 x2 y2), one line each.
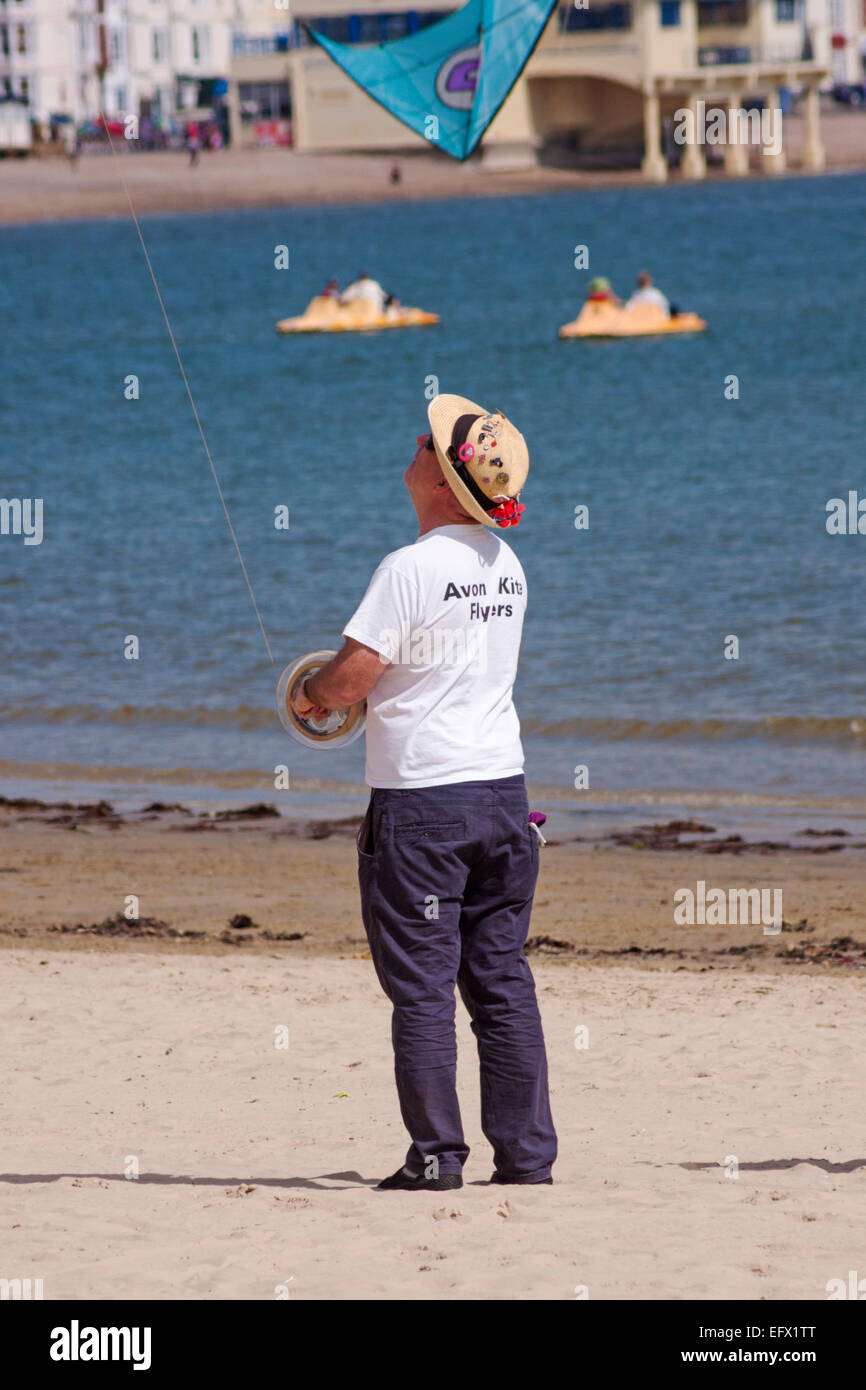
698 40 810 64
232 32 299 58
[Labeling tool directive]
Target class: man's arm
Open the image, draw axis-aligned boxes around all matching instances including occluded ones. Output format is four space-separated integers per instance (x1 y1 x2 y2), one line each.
290 638 386 718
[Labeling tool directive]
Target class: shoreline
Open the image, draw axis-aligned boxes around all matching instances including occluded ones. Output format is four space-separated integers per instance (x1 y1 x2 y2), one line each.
2 124 865 227
5 767 866 839
3 762 866 830
2 794 864 972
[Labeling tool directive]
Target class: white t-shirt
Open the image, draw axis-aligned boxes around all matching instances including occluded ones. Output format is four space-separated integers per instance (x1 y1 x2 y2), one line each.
627 286 670 314
341 278 385 309
343 523 526 788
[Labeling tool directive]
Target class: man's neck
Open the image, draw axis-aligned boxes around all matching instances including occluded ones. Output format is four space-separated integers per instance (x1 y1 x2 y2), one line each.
416 516 479 538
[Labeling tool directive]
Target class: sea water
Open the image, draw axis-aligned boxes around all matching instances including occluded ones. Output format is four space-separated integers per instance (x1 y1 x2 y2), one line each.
1 173 865 820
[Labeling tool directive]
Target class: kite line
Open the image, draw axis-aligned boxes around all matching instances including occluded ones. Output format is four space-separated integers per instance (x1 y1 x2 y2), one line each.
101 117 275 666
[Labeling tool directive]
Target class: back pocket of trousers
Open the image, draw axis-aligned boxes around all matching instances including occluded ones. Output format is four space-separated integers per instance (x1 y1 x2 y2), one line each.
393 821 466 843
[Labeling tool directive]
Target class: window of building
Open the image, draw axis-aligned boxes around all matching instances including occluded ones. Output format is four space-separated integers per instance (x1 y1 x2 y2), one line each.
191 25 210 63
0 25 9 56
152 27 167 62
16 20 26 52
110 29 123 63
697 0 748 25
660 0 680 23
19 74 28 100
560 3 633 32
302 11 454 45
774 0 795 17
238 80 291 120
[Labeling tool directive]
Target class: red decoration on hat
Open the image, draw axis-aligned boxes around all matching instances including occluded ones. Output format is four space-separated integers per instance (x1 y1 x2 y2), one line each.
489 498 525 528
458 442 475 462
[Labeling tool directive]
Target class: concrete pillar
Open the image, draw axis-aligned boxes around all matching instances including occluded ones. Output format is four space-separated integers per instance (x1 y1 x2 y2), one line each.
481 75 539 172
288 51 308 153
761 88 786 174
679 94 707 180
641 90 667 182
723 106 750 176
226 77 242 149
756 0 775 52
801 83 826 172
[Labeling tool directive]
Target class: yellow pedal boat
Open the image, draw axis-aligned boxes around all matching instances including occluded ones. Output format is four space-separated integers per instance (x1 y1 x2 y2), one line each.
559 300 706 339
276 295 439 334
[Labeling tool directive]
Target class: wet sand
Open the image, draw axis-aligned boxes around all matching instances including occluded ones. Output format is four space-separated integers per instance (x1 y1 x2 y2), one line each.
2 796 865 969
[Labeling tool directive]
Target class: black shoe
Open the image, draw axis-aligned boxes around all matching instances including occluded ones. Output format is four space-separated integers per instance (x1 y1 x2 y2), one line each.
490 1173 553 1186
377 1166 463 1191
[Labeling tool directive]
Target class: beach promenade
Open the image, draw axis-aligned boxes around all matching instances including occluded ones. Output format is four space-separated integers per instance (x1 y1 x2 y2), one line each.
1 108 865 225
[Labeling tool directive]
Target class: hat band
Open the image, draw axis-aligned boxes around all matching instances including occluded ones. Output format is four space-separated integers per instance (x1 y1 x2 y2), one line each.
446 413 502 516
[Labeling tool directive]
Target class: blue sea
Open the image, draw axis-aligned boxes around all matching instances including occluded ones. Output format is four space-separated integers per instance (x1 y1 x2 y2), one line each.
2 171 865 828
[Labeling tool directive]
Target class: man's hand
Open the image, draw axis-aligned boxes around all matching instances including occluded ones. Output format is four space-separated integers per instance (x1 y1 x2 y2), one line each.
290 680 331 723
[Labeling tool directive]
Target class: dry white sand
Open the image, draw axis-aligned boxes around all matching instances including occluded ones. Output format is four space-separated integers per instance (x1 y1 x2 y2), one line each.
2 948 863 1300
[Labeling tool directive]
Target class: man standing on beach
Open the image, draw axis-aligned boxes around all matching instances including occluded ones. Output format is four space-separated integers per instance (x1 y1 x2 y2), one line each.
291 394 557 1190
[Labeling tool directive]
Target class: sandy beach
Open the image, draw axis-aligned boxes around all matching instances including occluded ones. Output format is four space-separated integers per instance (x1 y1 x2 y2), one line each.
2 953 863 1301
1 107 865 225
1 797 864 1300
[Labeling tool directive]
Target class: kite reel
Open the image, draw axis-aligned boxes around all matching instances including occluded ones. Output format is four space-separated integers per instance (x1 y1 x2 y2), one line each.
275 649 366 751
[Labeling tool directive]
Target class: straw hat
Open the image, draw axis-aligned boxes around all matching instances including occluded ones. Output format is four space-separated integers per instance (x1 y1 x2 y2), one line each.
427 393 528 528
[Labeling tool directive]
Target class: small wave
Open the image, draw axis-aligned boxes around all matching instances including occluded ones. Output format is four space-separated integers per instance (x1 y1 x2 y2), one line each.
2 705 866 745
0 703 275 731
520 714 866 745
0 757 367 795
2 759 866 818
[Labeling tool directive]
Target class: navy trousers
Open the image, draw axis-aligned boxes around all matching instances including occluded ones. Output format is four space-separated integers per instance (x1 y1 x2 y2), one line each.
357 773 557 1182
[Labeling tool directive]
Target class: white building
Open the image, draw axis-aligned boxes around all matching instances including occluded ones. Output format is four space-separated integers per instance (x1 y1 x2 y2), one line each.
97 0 237 121
0 0 97 121
805 0 866 84
0 0 269 126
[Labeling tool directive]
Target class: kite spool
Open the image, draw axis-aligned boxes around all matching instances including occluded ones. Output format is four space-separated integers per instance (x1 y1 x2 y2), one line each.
275 649 366 751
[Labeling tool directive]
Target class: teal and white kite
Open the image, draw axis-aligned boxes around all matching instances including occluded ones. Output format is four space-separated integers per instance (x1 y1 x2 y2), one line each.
308 0 558 161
